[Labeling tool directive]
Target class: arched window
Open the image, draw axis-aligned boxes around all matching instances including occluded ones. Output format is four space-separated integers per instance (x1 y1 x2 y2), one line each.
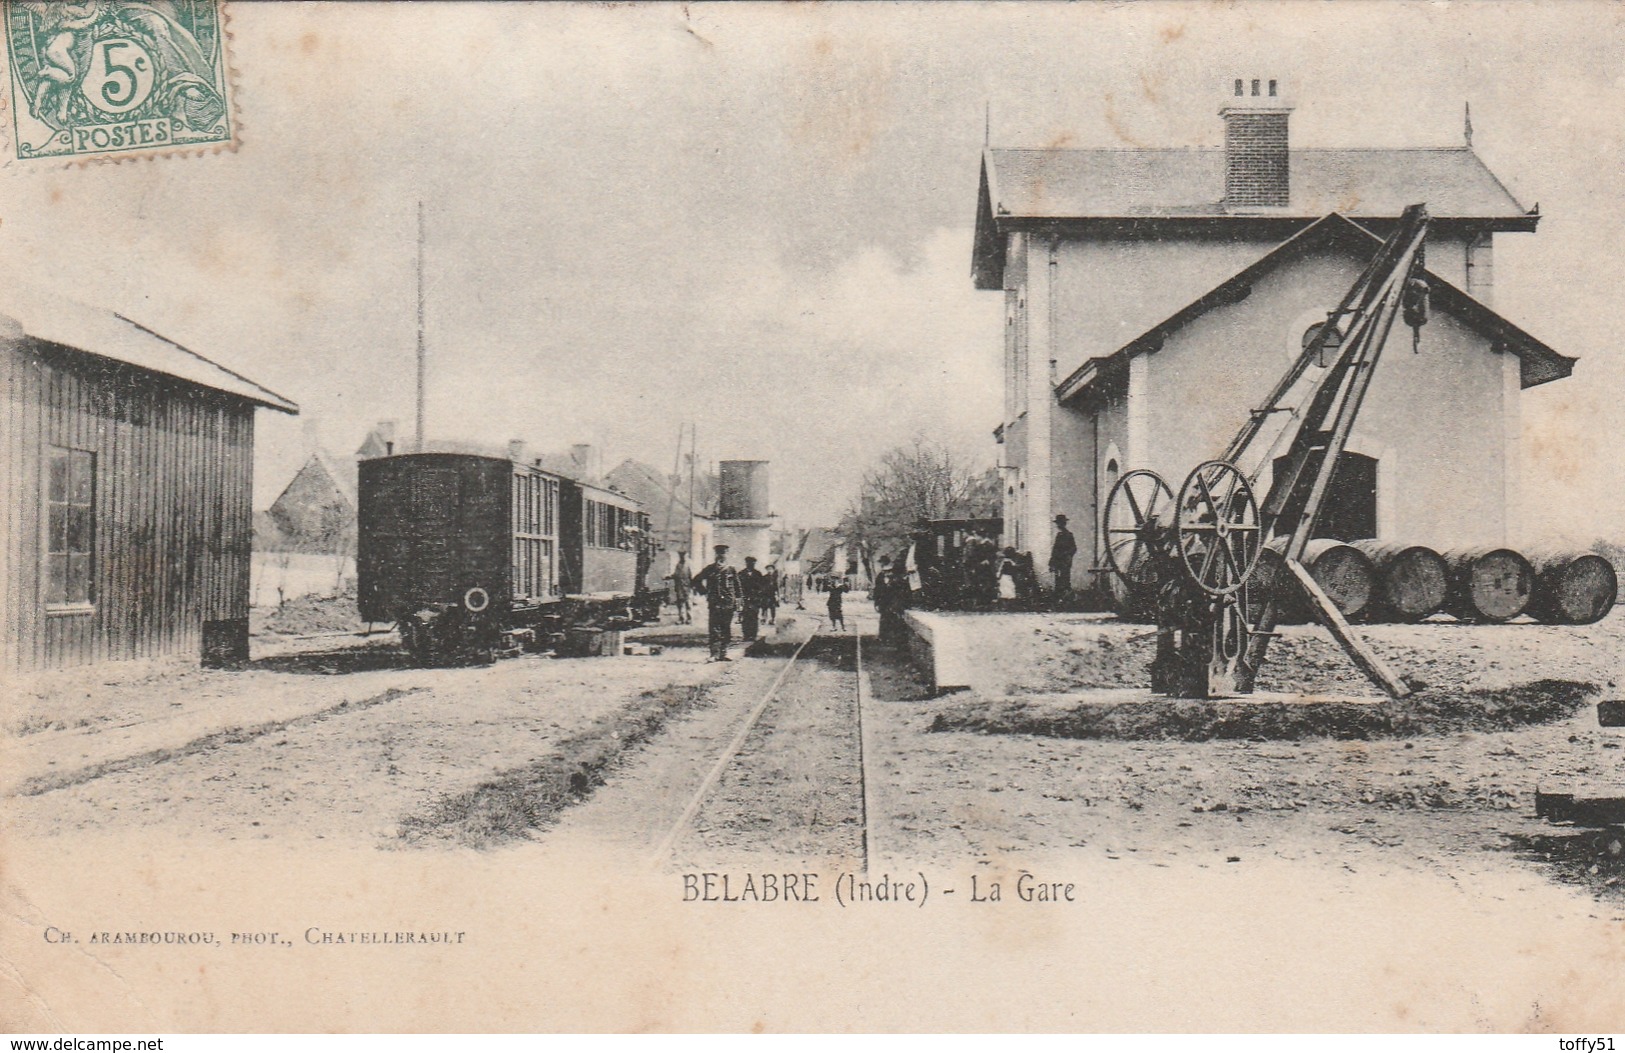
1100 449 1122 558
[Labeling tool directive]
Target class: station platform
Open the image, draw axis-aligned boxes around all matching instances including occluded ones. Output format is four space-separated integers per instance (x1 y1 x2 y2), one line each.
900 608 1386 704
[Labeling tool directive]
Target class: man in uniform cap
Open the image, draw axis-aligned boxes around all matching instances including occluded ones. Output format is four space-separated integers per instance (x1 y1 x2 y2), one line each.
1049 513 1077 601
691 544 743 661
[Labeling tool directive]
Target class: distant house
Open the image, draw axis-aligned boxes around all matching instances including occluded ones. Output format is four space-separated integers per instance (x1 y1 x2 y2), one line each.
266 450 356 554
604 457 720 560
974 79 1574 593
795 527 867 586
1 284 297 671
354 420 398 460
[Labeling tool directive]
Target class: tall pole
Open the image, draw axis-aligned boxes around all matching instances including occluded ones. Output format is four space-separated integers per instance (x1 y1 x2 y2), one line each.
415 200 426 452
688 424 698 557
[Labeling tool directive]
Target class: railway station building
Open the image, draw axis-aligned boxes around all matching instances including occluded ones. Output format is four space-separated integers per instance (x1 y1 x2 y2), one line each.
0 285 298 672
974 80 1575 597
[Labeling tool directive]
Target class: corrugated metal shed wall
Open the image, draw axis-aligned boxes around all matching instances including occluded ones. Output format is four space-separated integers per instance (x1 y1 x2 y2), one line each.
1 342 255 671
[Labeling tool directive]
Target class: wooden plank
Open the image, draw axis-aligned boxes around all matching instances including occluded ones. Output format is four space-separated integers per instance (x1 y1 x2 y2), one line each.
1285 557 1411 699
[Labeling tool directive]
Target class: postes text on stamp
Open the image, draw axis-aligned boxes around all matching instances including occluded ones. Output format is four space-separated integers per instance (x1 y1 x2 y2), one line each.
3 0 234 162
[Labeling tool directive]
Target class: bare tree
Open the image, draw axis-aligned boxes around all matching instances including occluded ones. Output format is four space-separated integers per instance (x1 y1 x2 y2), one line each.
839 438 1000 564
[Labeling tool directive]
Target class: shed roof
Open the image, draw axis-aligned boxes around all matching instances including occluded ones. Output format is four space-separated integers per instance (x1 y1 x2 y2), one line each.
0 282 298 413
1054 212 1574 400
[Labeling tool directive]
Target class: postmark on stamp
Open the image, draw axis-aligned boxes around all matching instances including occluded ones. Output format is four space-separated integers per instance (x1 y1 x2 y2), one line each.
2 0 235 163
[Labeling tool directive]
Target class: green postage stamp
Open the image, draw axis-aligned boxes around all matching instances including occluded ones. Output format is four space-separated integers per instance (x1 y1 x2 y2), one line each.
2 0 234 162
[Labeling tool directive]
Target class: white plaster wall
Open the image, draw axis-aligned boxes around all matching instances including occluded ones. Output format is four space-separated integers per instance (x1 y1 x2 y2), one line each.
1052 233 1282 375
712 521 774 566
1143 243 1509 548
1049 400 1096 585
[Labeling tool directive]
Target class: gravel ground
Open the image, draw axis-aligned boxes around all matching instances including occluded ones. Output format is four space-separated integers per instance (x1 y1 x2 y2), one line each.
930 608 1624 697
7 598 1623 905
857 607 1625 902
3 616 719 847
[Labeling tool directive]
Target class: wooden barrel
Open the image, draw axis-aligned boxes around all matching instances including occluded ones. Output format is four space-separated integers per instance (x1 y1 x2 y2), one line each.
1348 541 1449 622
1245 543 1296 624
1249 538 1376 624
1524 551 1618 625
1441 547 1534 622
1301 538 1377 622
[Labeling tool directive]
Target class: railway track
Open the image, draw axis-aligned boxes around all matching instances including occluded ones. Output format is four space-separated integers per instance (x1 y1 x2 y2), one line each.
650 616 878 870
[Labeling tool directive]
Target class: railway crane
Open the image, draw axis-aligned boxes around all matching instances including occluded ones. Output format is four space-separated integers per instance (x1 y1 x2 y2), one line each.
1102 204 1434 699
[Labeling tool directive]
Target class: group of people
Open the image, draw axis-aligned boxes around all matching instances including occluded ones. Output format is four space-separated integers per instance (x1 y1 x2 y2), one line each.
673 546 782 662
665 514 1081 662
905 514 1078 611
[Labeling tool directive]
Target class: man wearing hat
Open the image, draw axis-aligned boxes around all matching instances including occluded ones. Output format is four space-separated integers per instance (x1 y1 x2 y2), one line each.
738 556 767 642
691 544 743 661
1048 513 1077 600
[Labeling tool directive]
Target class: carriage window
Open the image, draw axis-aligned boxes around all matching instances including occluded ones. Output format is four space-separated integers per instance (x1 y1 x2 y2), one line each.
47 446 95 608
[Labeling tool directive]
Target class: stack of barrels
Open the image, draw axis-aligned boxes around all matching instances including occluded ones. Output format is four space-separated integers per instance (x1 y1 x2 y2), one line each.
1242 540 1617 626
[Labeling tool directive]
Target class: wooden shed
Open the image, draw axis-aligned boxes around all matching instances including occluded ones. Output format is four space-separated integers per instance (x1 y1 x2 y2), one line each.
1 286 297 672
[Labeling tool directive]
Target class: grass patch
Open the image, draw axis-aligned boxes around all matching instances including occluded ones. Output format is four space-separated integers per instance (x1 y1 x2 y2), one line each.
393 682 712 849
930 678 1598 742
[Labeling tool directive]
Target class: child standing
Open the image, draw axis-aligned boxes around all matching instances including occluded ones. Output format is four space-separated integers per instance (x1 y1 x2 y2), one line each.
825 576 849 631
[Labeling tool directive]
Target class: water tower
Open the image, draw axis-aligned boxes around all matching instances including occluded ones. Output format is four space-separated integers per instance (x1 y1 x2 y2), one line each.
713 459 776 565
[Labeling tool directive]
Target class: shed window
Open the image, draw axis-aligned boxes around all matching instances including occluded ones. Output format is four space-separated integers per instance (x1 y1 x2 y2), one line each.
46 447 95 608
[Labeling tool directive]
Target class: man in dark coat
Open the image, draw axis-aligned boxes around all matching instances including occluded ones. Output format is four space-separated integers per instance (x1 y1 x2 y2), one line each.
1049 513 1077 599
691 544 742 662
761 563 780 626
738 556 766 641
872 556 908 646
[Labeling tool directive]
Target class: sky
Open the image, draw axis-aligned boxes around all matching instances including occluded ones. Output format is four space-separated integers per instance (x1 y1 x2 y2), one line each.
2 1 1622 537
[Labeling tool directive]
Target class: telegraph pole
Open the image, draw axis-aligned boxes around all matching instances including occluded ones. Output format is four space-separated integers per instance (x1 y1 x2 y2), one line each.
415 200 426 452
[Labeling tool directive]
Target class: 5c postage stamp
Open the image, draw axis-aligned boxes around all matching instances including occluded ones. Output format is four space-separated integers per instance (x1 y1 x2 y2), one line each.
2 0 234 163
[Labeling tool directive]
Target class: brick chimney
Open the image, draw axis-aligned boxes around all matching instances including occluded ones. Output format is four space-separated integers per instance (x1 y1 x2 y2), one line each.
1221 77 1292 209
570 443 598 483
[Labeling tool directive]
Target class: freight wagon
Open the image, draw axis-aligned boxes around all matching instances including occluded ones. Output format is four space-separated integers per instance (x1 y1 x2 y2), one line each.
357 452 660 664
